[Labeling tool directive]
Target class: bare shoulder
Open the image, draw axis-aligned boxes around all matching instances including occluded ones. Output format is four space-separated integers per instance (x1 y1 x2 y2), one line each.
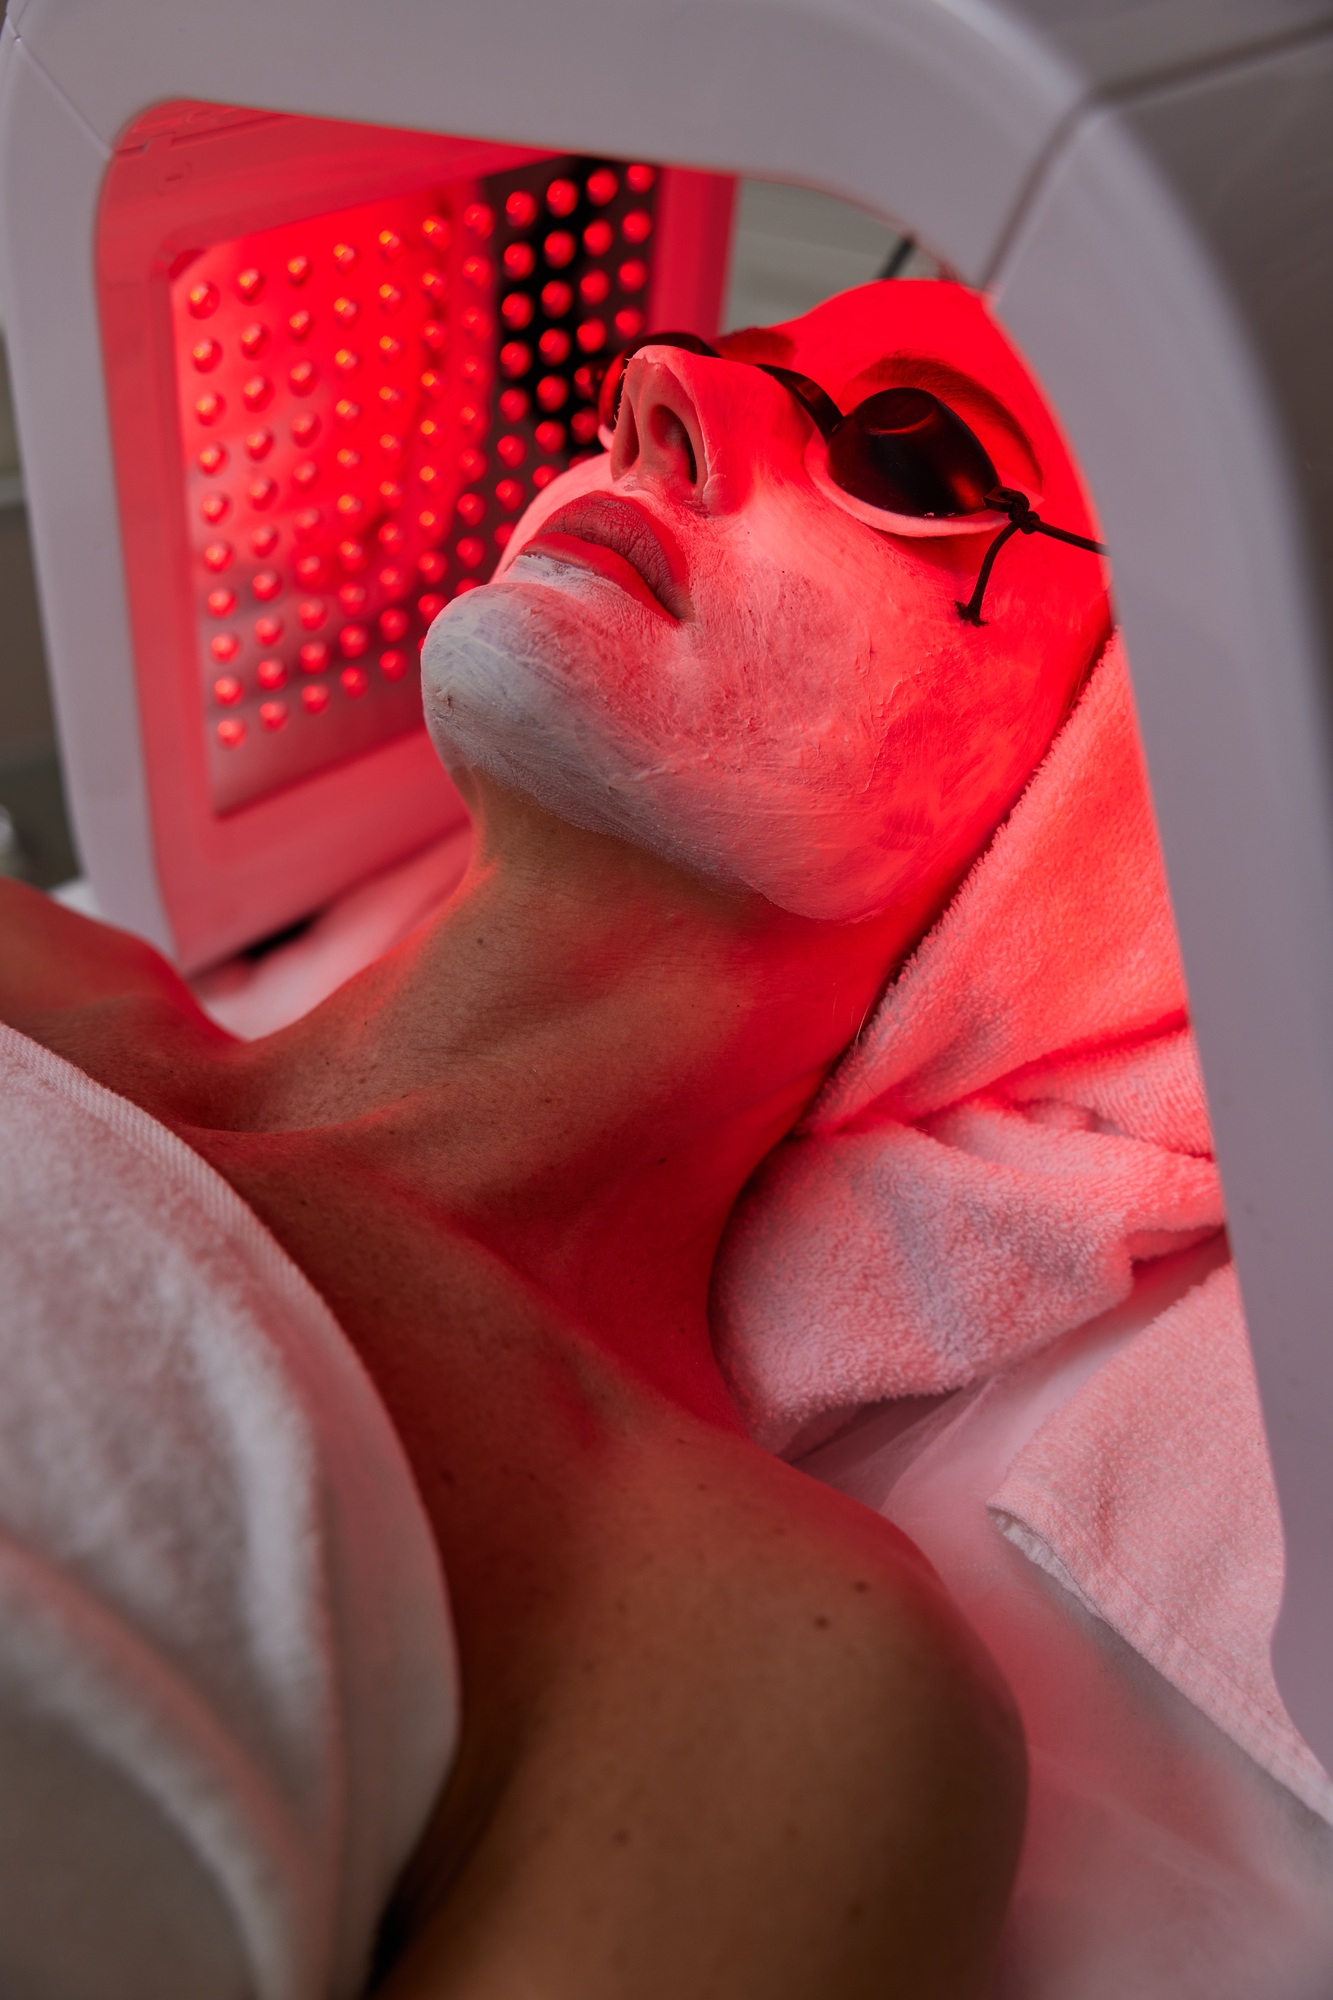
0 878 228 1111
383 1405 1026 2000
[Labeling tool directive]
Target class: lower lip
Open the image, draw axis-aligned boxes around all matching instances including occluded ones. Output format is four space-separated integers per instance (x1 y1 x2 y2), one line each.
516 530 674 620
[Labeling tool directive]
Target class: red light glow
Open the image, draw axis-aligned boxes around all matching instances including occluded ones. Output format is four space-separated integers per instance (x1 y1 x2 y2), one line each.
164 153 659 813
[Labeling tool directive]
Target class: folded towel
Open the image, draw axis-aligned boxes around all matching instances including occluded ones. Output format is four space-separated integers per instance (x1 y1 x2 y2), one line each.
713 638 1327 1813
991 1263 1333 1823
0 1024 458 2000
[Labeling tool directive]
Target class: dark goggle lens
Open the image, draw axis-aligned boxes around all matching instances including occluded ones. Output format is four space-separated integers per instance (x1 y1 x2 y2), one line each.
595 330 721 434
827 386 999 518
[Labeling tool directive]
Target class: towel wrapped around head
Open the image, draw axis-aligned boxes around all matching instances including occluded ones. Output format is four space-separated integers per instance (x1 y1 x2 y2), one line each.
713 639 1333 1822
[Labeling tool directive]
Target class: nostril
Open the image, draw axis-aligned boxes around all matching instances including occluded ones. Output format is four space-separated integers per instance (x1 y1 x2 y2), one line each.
614 397 641 471
650 405 697 484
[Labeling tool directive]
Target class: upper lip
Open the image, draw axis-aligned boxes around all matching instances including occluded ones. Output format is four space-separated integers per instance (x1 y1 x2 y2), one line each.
519 495 691 621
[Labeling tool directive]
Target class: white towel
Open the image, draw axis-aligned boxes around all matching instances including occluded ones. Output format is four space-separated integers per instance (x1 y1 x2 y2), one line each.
713 639 1330 1817
0 1023 458 2000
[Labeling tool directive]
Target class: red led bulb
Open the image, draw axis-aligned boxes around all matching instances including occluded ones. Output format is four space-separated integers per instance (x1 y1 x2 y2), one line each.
202 541 233 572
626 163 655 192
286 254 311 286
240 323 268 357
187 281 219 319
535 376 568 412
586 168 618 206
236 267 264 300
191 339 222 373
252 569 281 602
541 281 572 318
422 214 451 251
502 293 534 329
497 433 527 467
301 683 330 714
289 360 318 395
254 614 283 645
583 220 613 257
299 638 330 671
622 210 652 244
210 632 241 662
206 585 237 617
580 269 611 305
380 648 409 679
544 231 575 269
292 412 320 445
257 656 287 690
289 309 314 342
260 699 289 731
213 674 243 706
506 190 538 227
539 328 571 364
456 492 485 526
195 393 225 426
198 444 228 475
201 493 230 524
546 178 578 217
534 419 565 454
619 259 648 292
217 717 246 747
463 202 494 238
503 242 535 279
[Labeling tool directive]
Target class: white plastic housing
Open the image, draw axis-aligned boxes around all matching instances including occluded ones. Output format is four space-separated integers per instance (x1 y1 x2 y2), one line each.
0 0 1331 1765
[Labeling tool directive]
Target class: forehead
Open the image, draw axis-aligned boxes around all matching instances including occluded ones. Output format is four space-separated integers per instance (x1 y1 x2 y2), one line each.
723 280 1082 514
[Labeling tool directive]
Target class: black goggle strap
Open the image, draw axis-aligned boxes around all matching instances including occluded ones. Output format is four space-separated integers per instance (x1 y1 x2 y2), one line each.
956 486 1108 627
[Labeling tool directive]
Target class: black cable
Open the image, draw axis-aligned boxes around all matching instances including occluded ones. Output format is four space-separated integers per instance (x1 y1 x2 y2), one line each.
956 487 1107 625
877 235 916 281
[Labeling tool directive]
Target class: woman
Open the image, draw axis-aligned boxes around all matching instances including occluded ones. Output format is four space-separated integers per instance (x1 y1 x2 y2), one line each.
0 280 1108 1995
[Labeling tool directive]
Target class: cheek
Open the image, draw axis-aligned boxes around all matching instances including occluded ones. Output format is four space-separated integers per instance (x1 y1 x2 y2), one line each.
682 495 902 751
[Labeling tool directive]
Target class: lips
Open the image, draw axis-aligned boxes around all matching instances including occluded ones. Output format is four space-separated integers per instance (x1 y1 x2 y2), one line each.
517 494 690 620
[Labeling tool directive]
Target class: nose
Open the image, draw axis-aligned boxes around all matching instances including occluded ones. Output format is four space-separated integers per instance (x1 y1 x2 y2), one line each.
609 353 709 500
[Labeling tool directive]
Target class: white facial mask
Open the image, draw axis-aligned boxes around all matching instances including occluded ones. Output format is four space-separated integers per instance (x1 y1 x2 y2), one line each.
422 313 1105 925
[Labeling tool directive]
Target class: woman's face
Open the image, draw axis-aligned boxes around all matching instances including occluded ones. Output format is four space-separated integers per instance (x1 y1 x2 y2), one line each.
422 282 1108 923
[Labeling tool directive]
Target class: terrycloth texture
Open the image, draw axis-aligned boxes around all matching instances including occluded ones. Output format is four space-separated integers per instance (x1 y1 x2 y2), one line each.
991 1263 1333 1823
0 1023 459 2000
714 639 1326 1813
713 640 1222 1448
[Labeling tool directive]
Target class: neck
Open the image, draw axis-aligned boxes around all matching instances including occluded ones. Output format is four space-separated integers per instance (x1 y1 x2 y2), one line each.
241 778 939 1425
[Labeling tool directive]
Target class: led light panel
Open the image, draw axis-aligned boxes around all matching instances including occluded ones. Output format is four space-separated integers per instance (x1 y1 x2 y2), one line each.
173 160 659 813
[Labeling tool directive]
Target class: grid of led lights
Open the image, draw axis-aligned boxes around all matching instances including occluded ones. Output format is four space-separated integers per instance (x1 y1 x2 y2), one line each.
173 155 658 814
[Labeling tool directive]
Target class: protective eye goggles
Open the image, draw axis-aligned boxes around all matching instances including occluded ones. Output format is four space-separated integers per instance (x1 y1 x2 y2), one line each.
594 330 1107 626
